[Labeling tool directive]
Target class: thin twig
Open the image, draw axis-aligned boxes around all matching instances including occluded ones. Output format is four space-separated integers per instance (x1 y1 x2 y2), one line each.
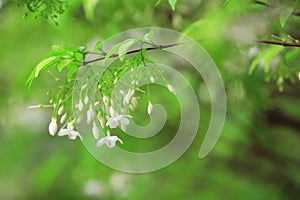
256 40 300 47
82 43 181 65
253 0 300 17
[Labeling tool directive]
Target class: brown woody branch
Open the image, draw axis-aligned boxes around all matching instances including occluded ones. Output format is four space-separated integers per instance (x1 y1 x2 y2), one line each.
256 40 300 47
82 43 180 65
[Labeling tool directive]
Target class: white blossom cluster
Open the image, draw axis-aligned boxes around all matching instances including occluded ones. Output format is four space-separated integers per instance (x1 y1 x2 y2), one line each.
31 72 177 149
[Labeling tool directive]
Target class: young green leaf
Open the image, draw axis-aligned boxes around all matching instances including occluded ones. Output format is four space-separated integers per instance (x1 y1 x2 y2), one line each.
57 59 72 72
103 38 140 66
279 7 294 28
249 45 284 74
144 30 154 42
35 56 58 78
118 39 138 61
168 0 178 11
155 0 163 7
94 40 102 51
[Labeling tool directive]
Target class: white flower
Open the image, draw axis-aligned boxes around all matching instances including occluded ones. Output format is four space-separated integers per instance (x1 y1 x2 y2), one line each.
48 118 58 136
60 113 67 124
103 96 109 105
78 100 84 111
84 96 89 104
123 89 134 105
87 105 95 124
27 104 42 109
92 122 100 139
150 76 155 83
58 105 64 115
81 84 87 91
76 115 82 124
109 106 115 117
67 121 75 130
96 136 123 148
58 129 83 141
131 97 138 108
147 102 153 115
106 114 132 129
167 84 178 96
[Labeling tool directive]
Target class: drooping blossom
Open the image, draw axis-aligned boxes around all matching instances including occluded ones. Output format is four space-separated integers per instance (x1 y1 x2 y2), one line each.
96 136 123 148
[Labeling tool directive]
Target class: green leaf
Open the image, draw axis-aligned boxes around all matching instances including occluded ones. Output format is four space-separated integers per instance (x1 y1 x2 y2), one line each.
82 0 99 20
118 39 138 61
103 38 140 66
168 0 177 11
144 30 154 42
94 40 102 51
155 0 163 7
249 45 284 74
67 66 79 81
279 7 294 28
57 59 72 72
35 56 58 78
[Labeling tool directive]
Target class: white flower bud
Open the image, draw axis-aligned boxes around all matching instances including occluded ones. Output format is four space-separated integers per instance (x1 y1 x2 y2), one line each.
58 105 64 115
150 76 155 83
87 105 95 124
67 121 75 130
120 90 125 95
123 90 133 105
97 113 105 128
76 116 82 124
131 97 138 108
92 122 100 139
48 118 58 136
78 100 84 111
60 113 67 124
129 104 135 111
81 84 87 91
94 101 100 107
167 84 178 96
147 102 153 115
84 96 89 104
103 96 109 105
109 106 115 117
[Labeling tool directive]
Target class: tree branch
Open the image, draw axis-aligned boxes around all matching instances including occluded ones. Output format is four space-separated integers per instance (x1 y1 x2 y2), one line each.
253 0 300 17
82 43 181 65
256 40 300 47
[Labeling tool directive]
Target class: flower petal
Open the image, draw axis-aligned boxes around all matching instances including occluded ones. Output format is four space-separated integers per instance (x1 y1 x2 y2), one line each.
58 129 69 136
96 137 108 147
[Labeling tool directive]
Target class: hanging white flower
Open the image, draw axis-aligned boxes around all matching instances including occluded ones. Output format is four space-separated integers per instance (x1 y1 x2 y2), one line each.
167 84 178 96
58 129 83 141
48 118 58 136
96 136 123 148
92 122 100 139
58 105 64 115
123 89 134 105
150 76 155 83
60 113 67 124
84 96 89 104
67 121 75 130
103 96 109 105
87 105 95 124
147 102 153 115
78 99 84 111
106 114 132 129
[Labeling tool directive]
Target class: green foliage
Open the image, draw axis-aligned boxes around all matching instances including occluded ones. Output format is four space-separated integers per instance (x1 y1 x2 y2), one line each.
155 0 178 10
13 0 68 24
26 45 83 88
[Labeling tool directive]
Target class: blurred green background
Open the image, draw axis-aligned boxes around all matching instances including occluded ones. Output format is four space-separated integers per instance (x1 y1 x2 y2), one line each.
1 0 300 199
